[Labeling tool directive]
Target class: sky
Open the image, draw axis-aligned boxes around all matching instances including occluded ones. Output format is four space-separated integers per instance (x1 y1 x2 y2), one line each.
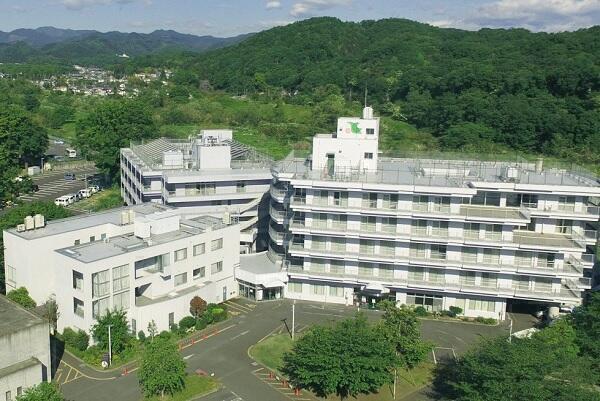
0 0 599 36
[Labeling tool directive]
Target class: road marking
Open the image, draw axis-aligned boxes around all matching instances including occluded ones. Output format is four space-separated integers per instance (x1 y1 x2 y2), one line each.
231 330 249 340
225 301 252 313
183 354 194 360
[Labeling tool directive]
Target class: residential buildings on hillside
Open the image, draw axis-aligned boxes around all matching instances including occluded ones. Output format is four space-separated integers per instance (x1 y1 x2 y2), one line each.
268 107 599 319
120 130 272 253
3 204 239 334
0 295 51 399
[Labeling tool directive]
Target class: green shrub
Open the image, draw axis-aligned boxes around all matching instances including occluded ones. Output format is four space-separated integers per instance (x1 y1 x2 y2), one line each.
63 327 89 352
158 330 172 340
211 308 227 323
414 306 429 317
440 310 454 317
138 330 147 343
202 311 215 325
194 319 207 331
169 323 179 334
179 316 196 331
449 306 463 317
474 316 497 325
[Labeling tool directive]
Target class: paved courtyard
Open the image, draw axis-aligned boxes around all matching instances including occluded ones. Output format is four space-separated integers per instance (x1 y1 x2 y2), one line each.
58 299 511 401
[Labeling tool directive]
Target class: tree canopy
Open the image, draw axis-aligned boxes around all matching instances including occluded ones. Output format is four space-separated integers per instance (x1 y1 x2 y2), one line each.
16 382 64 401
90 309 132 355
6 287 36 309
282 314 398 400
138 335 186 398
570 292 600 383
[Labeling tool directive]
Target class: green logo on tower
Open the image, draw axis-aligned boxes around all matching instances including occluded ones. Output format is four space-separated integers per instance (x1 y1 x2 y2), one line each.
349 122 361 134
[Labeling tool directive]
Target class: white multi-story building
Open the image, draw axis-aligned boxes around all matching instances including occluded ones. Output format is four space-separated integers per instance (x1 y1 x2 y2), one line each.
3 204 239 334
269 107 599 319
120 130 272 253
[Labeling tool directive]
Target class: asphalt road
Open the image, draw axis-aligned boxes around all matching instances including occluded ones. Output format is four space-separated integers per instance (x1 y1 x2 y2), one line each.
19 165 100 204
58 299 511 401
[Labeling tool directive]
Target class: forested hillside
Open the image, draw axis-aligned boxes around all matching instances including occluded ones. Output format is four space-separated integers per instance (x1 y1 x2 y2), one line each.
193 18 600 164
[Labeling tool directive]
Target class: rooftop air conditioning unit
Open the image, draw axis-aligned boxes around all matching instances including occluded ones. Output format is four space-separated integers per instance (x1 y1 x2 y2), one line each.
16 224 26 232
24 216 35 230
34 214 45 229
120 210 130 225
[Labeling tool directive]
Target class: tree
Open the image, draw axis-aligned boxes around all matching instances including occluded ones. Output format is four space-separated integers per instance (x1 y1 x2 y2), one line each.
147 319 158 340
283 314 398 400
41 297 60 333
138 335 186 398
90 309 132 354
379 301 433 369
435 320 598 401
189 296 207 318
75 99 156 180
16 382 64 401
0 106 48 166
570 292 600 382
6 287 36 309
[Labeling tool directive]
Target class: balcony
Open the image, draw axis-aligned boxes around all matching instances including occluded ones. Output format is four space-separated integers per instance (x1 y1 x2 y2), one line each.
460 205 529 222
270 187 290 203
269 205 290 223
528 204 600 220
268 226 286 245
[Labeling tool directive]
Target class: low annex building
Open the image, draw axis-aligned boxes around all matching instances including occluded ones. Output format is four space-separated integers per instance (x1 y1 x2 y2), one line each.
0 295 51 399
3 204 239 334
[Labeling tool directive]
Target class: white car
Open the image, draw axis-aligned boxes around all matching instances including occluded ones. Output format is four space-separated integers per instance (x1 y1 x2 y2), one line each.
53 139 65 145
78 188 92 198
89 185 100 193
54 196 71 206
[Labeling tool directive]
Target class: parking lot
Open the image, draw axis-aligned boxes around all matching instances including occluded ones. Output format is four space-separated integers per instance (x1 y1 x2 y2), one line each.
59 299 511 401
18 165 100 204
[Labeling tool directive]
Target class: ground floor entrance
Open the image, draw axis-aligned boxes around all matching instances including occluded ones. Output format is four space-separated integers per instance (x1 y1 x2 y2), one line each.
238 280 283 301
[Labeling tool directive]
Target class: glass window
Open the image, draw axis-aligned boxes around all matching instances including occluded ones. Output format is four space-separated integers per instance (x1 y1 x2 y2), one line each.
113 291 129 310
366 128 375 135
92 297 109 318
364 152 373 159
112 264 129 292
73 298 84 318
311 284 326 295
193 243 205 256
92 270 110 298
211 238 223 251
193 266 206 279
358 263 375 277
236 182 246 193
169 312 174 326
468 299 495 312
174 272 188 286
288 282 303 293
408 266 425 281
211 261 223 274
329 286 344 297
74 239 80 245
72 270 83 290
174 248 187 261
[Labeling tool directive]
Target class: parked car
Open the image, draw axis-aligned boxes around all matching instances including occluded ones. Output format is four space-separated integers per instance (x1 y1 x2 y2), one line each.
53 139 65 145
64 172 76 181
55 196 71 206
89 185 100 193
32 184 39 192
67 193 79 202
78 188 92 199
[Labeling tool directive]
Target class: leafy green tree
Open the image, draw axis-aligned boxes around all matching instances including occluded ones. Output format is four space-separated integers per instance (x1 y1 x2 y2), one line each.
138 335 186 398
16 382 64 401
75 99 156 180
283 314 398 400
570 292 600 382
6 287 36 309
440 122 498 152
41 297 60 333
0 106 47 166
90 309 132 354
435 320 598 401
379 301 433 369
147 319 158 340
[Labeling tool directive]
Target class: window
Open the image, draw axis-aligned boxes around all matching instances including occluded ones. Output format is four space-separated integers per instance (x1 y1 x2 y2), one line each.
193 267 206 279
364 152 373 159
359 263 375 277
311 284 326 295
430 245 447 260
16 388 21 397
131 319 136 334
366 128 375 135
112 264 129 292
92 270 110 298
90 235 95 242
408 266 425 281
470 191 501 206
329 261 345 275
236 182 246 193
329 286 344 297
193 243 205 256
6 265 16 284
211 261 223 274
113 291 129 310
72 270 83 290
73 297 84 318
101 233 107 240
406 292 443 312
6 391 11 401
174 272 188 286
74 239 80 246
555 219 573 234
92 297 110 318
211 238 223 251
195 183 216 195
468 299 495 312
288 282 303 293
460 271 477 286
409 243 427 258
169 312 174 327
382 193 398 209
174 248 187 261
332 191 348 207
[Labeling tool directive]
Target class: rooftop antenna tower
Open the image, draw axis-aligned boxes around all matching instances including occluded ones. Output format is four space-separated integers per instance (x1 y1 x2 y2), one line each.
364 85 368 107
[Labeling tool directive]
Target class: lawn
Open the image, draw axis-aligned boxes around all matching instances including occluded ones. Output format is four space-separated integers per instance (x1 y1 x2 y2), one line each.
143 375 218 401
70 187 123 212
250 334 434 401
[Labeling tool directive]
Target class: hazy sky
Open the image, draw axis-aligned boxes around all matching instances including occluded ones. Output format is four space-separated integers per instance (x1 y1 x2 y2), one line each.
1 0 598 36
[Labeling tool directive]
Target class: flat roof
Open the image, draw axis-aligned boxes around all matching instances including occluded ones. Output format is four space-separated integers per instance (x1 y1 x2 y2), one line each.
6 203 170 240
0 296 46 337
239 252 282 275
275 157 600 189
56 215 229 263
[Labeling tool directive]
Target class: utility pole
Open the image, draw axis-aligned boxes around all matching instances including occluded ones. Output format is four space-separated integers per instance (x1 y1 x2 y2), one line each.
108 324 113 366
291 300 296 341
